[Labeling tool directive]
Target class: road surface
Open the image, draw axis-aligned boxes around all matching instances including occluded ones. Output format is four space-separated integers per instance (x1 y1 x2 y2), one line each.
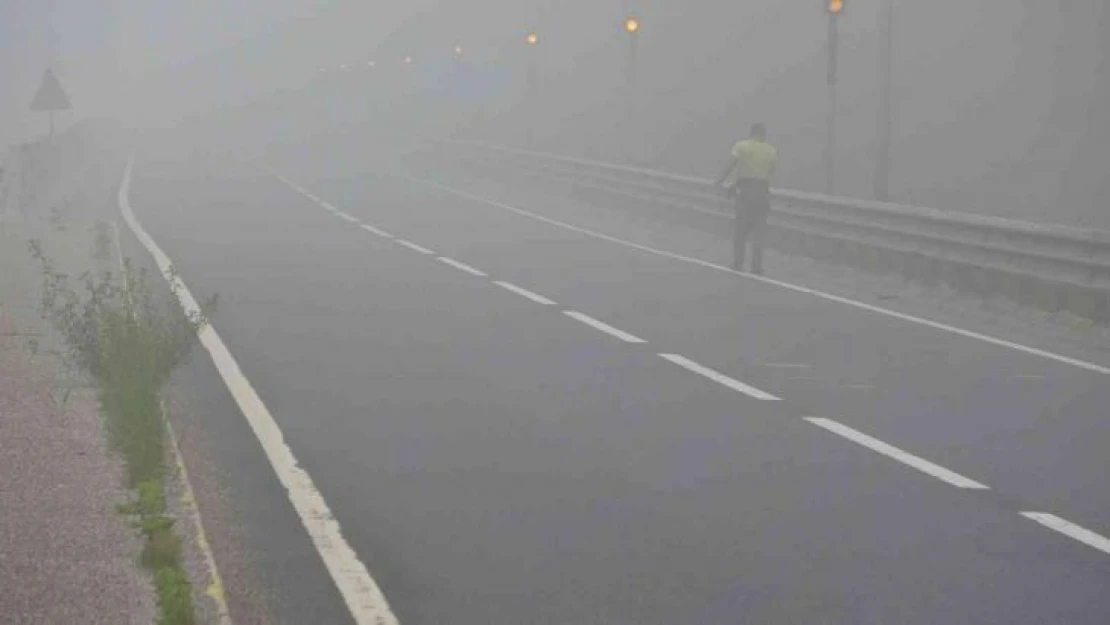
122 142 1110 624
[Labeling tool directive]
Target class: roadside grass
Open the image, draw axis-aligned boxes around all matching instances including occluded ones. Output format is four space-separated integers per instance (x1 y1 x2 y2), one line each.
31 237 215 625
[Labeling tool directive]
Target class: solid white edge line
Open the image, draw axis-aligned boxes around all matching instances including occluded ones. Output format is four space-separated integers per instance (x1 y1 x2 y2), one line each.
396 239 435 255
564 311 647 344
122 157 399 625
336 211 358 223
804 417 990 490
493 281 557 306
1020 512 1110 556
659 354 781 401
398 173 1110 378
360 224 394 238
436 256 488 277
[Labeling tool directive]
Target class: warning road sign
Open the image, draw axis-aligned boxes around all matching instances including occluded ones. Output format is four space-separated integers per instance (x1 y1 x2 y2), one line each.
30 69 71 112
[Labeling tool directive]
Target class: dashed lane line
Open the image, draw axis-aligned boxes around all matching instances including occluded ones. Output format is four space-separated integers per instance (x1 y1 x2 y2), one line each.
494 281 558 306
396 239 435 255
564 311 647 344
804 417 990 490
397 173 1110 378
436 256 488 277
1020 513 1110 556
360 224 394 238
659 354 781 401
276 172 1110 560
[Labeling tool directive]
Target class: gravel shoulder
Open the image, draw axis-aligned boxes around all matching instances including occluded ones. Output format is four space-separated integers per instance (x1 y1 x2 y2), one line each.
0 218 157 624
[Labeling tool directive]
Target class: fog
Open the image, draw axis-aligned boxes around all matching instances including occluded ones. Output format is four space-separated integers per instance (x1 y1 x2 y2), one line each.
5 1 1106 226
6 4 1110 623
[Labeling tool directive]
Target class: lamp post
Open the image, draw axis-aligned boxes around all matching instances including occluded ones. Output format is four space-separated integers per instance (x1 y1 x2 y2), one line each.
624 17 640 87
525 32 539 146
825 0 845 195
874 0 894 201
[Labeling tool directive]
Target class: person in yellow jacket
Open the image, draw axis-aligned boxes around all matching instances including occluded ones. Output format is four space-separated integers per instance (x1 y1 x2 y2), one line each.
717 123 778 274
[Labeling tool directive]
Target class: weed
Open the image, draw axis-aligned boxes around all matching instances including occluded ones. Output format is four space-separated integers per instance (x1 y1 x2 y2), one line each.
154 567 195 625
30 237 213 625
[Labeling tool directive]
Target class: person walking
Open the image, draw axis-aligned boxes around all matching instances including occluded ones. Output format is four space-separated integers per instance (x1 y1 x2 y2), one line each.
717 123 778 274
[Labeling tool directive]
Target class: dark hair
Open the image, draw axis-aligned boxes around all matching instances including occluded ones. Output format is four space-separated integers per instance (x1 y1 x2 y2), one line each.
751 123 767 139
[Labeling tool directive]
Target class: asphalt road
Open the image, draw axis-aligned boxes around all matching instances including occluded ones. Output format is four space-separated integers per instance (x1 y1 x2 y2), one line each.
125 145 1110 624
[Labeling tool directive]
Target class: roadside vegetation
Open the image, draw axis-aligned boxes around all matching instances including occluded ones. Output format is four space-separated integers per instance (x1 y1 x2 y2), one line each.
30 236 215 625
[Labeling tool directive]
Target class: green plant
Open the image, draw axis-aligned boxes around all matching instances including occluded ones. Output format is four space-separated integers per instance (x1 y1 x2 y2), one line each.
154 567 195 625
30 238 212 484
30 237 212 625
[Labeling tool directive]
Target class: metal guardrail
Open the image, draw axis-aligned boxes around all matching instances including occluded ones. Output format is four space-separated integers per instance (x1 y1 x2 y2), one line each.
432 139 1110 322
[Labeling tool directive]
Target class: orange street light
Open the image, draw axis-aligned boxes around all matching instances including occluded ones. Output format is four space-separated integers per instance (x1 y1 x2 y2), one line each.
526 32 538 45
829 0 845 15
625 17 640 34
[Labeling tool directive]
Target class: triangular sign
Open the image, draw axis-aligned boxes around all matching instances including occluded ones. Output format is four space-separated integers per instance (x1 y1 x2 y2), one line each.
30 68 71 112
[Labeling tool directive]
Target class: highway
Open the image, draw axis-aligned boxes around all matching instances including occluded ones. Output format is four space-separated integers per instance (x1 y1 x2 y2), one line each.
122 142 1110 624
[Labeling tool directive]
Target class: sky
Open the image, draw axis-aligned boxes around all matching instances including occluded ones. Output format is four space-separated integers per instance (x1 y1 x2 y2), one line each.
0 0 411 144
2 1 1105 225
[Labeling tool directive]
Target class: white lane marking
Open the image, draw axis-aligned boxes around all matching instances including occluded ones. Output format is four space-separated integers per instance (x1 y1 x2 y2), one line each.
1021 512 1110 556
659 354 781 401
564 311 646 344
396 239 435 255
123 158 398 625
804 417 990 490
436 256 488 277
494 281 557 306
399 174 1110 377
360 224 394 238
336 211 359 223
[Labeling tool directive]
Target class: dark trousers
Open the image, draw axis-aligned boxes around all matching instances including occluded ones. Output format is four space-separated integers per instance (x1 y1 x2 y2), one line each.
732 179 771 273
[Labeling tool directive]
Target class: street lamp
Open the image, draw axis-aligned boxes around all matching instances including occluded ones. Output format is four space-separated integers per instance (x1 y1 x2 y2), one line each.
524 32 539 146
875 0 894 201
624 16 640 87
825 0 845 195
455 45 464 56
404 56 413 64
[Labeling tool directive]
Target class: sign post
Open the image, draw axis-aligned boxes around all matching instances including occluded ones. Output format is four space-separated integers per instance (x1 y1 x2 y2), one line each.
30 68 72 136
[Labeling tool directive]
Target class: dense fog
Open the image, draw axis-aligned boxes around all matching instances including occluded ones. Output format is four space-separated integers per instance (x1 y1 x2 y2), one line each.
4 1 1108 226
